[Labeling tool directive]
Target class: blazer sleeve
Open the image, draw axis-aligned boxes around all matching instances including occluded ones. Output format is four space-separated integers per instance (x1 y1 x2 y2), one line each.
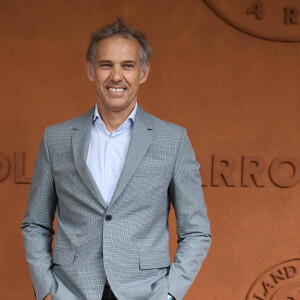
21 127 57 300
167 128 211 300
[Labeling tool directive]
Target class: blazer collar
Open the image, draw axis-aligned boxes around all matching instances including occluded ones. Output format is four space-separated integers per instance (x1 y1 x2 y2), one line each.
110 105 154 206
72 108 107 208
71 104 155 209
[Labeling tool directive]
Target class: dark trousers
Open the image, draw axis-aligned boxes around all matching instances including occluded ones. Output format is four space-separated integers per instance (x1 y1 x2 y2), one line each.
101 283 118 300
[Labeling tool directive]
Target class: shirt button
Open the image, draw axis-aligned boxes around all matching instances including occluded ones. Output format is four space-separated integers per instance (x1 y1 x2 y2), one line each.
99 121 103 125
109 138 114 143
105 215 112 221
108 168 112 173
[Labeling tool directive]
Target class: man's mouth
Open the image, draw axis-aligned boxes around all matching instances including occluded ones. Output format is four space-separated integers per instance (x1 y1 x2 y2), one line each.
106 86 127 97
108 87 126 92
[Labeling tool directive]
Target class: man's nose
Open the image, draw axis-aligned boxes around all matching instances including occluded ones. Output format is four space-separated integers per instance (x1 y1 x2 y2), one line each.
110 66 123 82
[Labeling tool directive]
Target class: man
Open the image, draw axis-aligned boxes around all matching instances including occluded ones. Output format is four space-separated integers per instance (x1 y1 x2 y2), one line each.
21 19 211 300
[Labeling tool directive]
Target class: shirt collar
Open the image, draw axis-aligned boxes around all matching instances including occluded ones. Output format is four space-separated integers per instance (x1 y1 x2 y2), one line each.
93 103 137 128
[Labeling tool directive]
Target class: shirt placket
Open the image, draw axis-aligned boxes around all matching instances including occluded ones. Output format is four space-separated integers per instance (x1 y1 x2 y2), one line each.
104 132 115 206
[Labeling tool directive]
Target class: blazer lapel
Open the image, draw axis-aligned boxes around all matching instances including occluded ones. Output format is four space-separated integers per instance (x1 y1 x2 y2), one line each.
72 108 107 209
110 105 154 206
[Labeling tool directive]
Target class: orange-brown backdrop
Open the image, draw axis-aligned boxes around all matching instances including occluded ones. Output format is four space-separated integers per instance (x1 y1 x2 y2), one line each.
0 0 299 299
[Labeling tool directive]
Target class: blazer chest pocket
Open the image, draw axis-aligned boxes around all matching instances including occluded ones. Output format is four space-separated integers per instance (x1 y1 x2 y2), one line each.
139 251 170 270
53 248 75 266
134 166 171 178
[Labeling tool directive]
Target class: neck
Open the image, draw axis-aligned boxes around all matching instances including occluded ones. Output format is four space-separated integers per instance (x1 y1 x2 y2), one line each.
97 102 136 134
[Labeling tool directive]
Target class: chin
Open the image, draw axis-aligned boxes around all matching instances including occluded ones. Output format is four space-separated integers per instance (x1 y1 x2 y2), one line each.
108 100 131 109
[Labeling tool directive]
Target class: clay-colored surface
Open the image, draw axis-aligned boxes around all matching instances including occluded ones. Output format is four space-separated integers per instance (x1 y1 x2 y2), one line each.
0 1 299 299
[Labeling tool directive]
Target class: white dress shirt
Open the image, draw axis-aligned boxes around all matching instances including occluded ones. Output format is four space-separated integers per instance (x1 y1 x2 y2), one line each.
87 103 137 206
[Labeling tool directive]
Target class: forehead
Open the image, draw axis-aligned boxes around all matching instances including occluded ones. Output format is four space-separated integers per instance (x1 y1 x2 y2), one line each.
95 35 140 61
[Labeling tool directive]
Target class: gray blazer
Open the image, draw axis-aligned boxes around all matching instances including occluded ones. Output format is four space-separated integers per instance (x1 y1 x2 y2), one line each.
21 105 211 300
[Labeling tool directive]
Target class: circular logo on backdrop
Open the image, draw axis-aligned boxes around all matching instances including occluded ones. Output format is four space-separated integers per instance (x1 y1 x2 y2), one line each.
246 259 300 300
203 0 300 42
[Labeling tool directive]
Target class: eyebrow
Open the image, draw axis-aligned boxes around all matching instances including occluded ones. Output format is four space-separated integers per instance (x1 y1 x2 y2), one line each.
123 60 137 64
97 60 137 64
98 60 112 64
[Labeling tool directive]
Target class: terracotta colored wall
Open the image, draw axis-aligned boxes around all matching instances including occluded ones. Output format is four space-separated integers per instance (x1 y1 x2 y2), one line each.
0 1 299 299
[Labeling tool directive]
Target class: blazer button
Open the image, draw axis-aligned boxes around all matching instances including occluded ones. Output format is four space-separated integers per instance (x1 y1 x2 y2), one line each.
105 215 112 221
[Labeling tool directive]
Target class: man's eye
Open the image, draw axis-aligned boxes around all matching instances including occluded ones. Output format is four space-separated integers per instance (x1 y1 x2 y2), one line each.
123 64 135 69
99 64 111 68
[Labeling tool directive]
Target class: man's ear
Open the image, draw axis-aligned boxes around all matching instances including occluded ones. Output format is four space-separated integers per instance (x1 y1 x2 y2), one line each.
139 63 150 84
85 61 95 82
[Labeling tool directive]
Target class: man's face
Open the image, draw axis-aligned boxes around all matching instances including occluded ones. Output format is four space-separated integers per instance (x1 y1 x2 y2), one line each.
86 35 149 114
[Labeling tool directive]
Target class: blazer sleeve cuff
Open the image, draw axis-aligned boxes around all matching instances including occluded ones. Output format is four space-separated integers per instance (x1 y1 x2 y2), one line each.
30 266 55 300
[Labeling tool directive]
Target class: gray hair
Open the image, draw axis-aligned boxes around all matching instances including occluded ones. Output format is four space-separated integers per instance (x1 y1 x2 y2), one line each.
86 18 152 69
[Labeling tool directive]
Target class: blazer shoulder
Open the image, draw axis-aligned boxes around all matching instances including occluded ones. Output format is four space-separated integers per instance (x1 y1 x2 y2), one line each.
140 107 185 137
44 108 94 137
